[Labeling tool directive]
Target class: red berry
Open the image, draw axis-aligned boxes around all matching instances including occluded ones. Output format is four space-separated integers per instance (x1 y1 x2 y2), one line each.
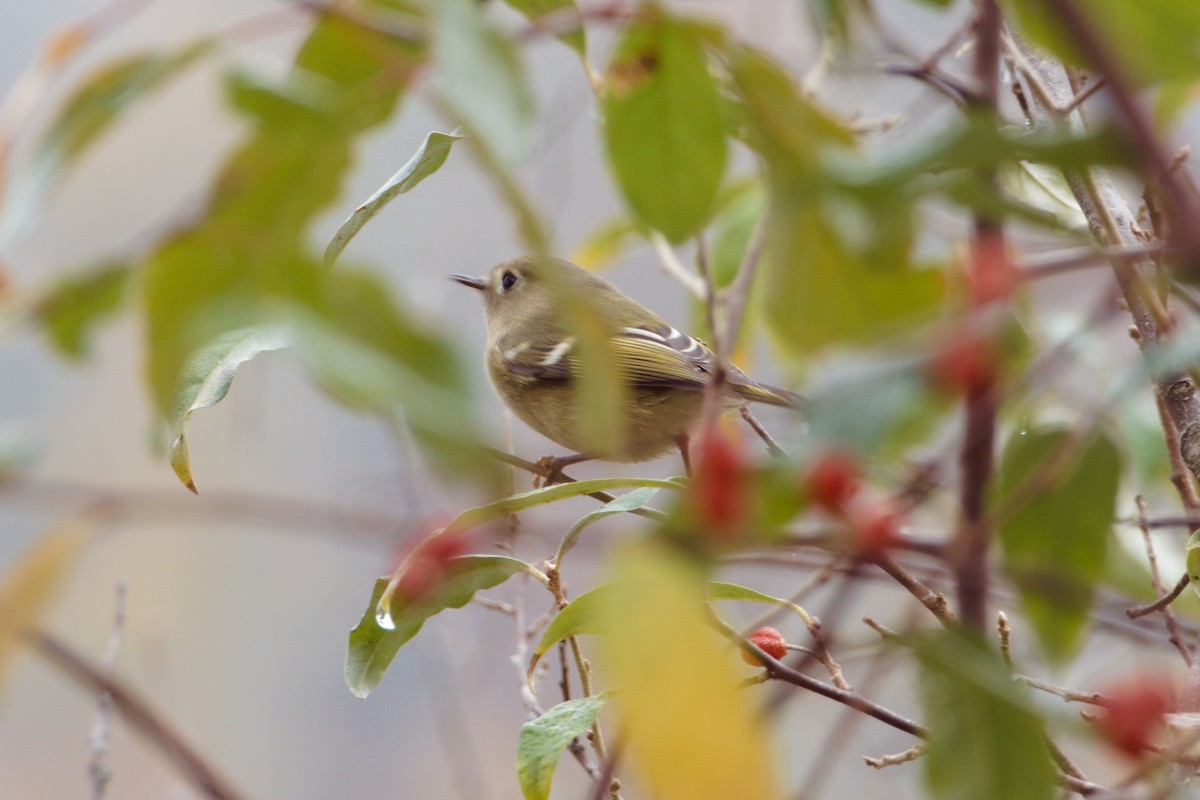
742 626 788 666
1097 672 1175 758
845 497 901 558
927 332 998 396
804 449 862 511
691 426 749 536
967 227 1018 305
395 528 469 602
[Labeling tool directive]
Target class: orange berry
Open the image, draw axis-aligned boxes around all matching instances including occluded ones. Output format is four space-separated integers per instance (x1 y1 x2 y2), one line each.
742 626 788 666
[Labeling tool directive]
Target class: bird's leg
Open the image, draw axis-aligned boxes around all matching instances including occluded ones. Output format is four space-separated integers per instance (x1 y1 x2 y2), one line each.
534 453 595 487
675 435 692 477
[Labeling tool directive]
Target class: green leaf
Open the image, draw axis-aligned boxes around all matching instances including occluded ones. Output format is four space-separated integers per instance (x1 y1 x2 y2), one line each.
346 555 531 698
997 427 1121 662
517 694 607 800
529 577 809 678
530 583 617 677
914 630 1055 800
433 0 533 162
1186 531 1200 600
452 478 680 537
35 263 133 359
167 325 294 493
1004 0 1200 85
604 10 727 242
708 581 813 625
503 0 586 55
1 42 212 248
556 487 661 560
324 131 463 267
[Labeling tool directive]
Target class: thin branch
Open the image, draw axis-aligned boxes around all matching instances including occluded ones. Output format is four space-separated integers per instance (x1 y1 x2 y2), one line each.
648 232 706 299
739 407 786 458
1135 495 1193 663
89 582 127 800
483 447 666 521
864 744 925 769
712 616 928 739
1126 573 1191 620
31 632 247 800
1017 675 1107 706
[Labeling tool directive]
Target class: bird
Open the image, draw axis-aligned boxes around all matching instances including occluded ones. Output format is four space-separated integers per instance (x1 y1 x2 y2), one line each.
451 256 799 475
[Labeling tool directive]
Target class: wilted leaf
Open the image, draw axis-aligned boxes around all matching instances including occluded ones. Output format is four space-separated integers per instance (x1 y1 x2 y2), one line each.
0 523 89 695
433 0 533 162
346 556 532 698
1001 162 1086 232
324 131 463 267
597 541 780 800
604 11 727 242
517 694 607 800
0 42 212 248
915 630 1055 800
503 0 586 55
35 263 133 359
997 427 1121 662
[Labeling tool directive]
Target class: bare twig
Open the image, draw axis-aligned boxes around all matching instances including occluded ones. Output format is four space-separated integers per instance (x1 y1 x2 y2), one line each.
649 232 706 299
1135 495 1193 663
32 632 247 800
864 744 925 769
1126 573 1191 620
739 407 787 458
89 582 127 800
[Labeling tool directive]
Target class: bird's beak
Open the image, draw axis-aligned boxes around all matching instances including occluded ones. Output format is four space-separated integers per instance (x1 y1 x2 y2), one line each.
450 274 488 291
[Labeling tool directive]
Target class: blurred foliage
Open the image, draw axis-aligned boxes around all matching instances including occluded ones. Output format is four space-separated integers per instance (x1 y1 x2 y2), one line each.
4 0 1200 796
915 630 1056 800
996 427 1121 663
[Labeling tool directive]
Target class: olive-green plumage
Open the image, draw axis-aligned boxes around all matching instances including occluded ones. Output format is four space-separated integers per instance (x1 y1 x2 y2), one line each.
453 256 798 463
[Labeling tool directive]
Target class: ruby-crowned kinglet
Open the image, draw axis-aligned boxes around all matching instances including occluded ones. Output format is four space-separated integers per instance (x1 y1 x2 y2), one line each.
452 256 798 464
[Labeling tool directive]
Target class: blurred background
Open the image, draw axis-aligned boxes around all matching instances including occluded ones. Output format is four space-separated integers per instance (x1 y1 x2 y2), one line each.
0 1 1178 798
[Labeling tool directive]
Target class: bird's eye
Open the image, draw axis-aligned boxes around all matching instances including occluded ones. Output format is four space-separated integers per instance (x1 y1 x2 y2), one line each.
501 272 518 292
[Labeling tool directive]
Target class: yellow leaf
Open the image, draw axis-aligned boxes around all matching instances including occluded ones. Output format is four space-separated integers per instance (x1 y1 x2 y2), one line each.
598 541 780 800
0 523 88 692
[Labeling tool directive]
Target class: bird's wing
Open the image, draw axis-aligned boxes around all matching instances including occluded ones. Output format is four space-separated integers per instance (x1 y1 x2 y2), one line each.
499 324 796 407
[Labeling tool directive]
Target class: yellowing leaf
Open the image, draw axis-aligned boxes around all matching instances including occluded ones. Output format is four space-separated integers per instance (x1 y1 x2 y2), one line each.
597 541 779 800
0 524 88 693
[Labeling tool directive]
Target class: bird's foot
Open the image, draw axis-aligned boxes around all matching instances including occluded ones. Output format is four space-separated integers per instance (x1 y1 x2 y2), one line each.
533 453 594 487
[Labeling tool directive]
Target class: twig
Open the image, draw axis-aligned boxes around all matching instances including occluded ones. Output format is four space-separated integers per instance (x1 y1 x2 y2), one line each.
31 632 247 800
713 616 928 739
997 610 1013 667
648 232 706 299
739 407 786 458
1136 495 1193 663
870 554 957 626
483 446 666 521
1126 573 1191 620
1017 675 1106 706
89 582 127 800
864 744 925 769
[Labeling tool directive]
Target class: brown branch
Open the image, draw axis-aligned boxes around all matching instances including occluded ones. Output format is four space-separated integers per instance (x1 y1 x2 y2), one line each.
712 616 928 739
31 632 247 800
1136 495 1193 663
483 447 666 521
949 0 1005 632
1126 573 1191 620
1038 0 1200 274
